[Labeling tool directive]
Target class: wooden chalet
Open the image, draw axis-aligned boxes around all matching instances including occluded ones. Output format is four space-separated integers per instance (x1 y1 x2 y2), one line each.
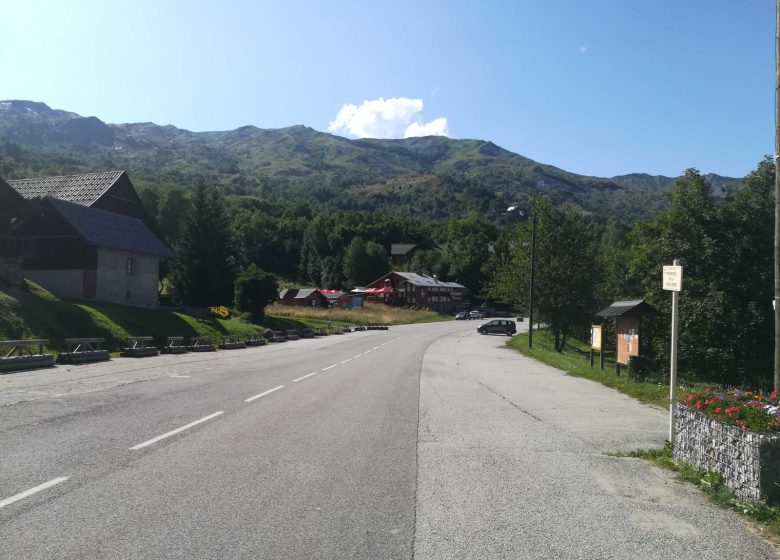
390 242 443 267
365 271 465 313
2 171 173 308
278 288 329 307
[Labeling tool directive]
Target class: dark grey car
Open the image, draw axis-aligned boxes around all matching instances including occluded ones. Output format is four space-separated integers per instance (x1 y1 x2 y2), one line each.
477 319 516 336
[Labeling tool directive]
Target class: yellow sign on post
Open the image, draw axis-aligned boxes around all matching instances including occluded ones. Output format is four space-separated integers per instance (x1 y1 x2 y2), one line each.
591 325 602 350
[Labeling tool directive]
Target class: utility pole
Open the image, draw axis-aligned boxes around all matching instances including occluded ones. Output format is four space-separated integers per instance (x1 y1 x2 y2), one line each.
775 0 780 391
528 208 537 349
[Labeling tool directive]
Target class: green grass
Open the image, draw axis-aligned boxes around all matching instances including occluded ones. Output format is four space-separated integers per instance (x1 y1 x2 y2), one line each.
611 444 780 540
0 280 444 354
507 328 670 408
0 281 307 353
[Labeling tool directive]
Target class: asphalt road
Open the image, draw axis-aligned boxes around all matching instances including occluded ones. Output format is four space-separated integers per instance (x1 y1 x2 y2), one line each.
1 320 778 559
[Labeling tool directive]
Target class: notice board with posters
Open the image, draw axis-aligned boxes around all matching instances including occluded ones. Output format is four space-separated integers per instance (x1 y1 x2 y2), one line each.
616 316 640 365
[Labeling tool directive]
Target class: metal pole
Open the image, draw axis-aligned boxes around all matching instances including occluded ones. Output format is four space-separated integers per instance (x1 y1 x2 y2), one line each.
669 259 680 444
774 0 780 391
528 209 537 349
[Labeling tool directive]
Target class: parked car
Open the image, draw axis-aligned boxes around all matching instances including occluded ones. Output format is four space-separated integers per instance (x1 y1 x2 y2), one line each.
477 319 517 336
455 311 468 320
469 310 484 320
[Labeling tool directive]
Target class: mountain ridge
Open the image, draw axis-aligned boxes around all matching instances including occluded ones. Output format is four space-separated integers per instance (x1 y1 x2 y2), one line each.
0 100 743 220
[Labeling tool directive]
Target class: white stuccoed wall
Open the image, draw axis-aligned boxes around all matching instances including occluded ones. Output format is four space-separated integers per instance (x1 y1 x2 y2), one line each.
95 248 160 308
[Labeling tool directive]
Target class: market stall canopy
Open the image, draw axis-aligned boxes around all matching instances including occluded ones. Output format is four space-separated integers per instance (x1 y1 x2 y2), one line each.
364 287 393 295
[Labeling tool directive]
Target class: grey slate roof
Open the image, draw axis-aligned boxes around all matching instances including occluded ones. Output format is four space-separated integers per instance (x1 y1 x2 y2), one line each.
596 299 659 318
394 272 464 289
46 197 174 257
391 243 417 256
8 171 125 206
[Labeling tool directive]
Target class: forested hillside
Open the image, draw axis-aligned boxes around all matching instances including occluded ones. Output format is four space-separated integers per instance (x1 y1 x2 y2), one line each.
0 100 741 222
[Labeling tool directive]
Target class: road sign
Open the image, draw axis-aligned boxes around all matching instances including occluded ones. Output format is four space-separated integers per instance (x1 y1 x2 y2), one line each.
663 265 683 291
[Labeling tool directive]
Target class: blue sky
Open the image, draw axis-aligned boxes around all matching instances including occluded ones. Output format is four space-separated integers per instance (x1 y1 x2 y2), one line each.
0 0 773 178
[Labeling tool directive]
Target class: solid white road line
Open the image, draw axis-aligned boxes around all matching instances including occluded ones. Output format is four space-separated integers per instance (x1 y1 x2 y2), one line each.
322 364 337 371
352 354 363 359
245 385 285 403
170 375 191 378
0 477 69 509
293 372 318 383
130 411 224 450
340 359 352 364
372 346 381 350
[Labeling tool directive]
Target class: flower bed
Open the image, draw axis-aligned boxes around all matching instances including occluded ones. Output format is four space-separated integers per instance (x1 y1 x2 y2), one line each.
674 402 780 503
682 389 780 433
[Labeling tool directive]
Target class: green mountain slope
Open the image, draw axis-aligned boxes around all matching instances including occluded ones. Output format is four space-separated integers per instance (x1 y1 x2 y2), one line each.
0 100 742 221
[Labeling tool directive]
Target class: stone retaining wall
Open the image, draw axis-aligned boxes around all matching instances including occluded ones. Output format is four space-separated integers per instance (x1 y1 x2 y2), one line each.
674 402 780 503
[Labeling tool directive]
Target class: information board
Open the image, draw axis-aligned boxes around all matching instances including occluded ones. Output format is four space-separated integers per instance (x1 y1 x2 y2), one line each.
591 325 602 350
616 316 639 365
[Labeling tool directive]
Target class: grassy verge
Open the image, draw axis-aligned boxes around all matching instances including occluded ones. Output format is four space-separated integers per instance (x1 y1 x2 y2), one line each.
0 282 447 354
268 302 449 325
507 328 669 408
611 445 780 540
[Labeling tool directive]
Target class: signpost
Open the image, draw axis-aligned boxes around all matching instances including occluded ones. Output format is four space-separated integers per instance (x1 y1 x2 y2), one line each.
590 324 603 369
663 260 682 443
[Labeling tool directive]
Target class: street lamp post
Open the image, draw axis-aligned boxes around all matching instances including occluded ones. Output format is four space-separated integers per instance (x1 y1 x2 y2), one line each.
528 208 537 350
508 205 537 349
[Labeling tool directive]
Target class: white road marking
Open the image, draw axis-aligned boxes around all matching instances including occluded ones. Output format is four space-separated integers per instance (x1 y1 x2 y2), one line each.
245 385 285 402
170 375 191 378
0 477 69 509
372 346 381 350
322 364 338 371
130 411 224 450
293 372 318 383
340 359 352 364
352 354 363 359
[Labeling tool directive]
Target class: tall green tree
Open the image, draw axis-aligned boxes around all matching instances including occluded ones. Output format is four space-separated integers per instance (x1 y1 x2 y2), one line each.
440 214 496 299
487 198 599 351
628 163 774 386
343 237 389 287
234 263 279 322
157 187 191 247
170 180 236 306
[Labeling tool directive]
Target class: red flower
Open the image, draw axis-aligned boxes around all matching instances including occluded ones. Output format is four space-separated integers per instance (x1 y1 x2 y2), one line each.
715 407 722 413
695 401 703 410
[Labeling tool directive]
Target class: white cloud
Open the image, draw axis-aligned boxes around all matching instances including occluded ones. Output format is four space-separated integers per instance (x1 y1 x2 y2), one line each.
430 85 439 97
328 97 449 139
579 45 587 54
405 117 449 138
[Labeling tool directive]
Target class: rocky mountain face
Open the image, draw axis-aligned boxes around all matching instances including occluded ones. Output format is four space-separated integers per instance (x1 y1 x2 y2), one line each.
0 100 742 220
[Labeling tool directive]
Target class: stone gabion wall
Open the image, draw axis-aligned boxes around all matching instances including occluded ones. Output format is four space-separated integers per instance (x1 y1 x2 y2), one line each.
673 403 780 503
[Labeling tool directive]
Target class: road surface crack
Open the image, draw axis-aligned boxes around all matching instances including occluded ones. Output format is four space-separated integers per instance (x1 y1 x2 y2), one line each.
477 381 542 422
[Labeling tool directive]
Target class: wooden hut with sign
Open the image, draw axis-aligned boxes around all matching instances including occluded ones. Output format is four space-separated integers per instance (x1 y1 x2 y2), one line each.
595 299 659 375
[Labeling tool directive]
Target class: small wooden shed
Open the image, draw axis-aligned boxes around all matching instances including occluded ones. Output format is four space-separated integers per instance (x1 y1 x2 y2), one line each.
596 299 659 374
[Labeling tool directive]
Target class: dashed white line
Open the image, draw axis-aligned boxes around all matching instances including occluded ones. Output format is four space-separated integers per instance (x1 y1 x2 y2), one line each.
170 375 191 378
130 411 224 450
322 364 338 371
352 354 363 359
372 346 381 350
340 359 352 364
0 477 69 509
293 372 318 383
245 385 285 402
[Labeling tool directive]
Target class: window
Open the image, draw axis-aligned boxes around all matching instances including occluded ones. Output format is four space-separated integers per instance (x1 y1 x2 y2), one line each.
126 257 135 275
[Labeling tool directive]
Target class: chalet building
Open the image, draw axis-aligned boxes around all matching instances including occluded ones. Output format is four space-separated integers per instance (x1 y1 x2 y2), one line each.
365 271 465 313
2 171 173 308
390 242 444 267
8 171 156 228
278 288 329 307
